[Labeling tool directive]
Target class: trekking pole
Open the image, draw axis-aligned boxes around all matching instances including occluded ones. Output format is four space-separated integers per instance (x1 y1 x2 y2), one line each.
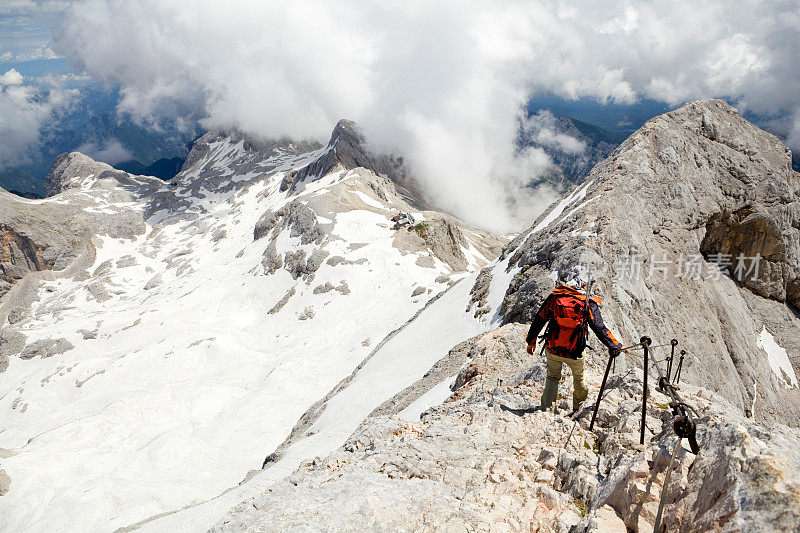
666 339 677 381
675 350 686 385
589 347 619 431
640 336 651 446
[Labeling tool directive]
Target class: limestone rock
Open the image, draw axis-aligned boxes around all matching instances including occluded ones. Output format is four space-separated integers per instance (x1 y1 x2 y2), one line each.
413 218 468 271
20 338 74 360
217 323 800 531
0 468 10 496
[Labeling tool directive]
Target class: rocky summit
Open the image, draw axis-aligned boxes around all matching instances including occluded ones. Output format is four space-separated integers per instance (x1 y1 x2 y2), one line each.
1 99 799 532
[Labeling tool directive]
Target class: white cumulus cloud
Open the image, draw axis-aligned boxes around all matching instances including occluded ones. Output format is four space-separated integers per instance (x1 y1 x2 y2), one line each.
51 0 800 232
0 69 24 86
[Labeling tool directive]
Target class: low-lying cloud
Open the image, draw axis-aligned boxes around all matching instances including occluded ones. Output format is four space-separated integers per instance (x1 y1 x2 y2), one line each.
52 0 800 232
0 68 75 166
523 112 587 155
76 140 134 166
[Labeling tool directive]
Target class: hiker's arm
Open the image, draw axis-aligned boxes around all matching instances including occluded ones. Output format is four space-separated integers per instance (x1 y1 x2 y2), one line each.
588 301 622 350
525 297 551 345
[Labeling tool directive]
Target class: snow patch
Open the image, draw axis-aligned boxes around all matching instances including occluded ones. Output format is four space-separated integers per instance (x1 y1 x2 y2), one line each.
757 327 798 388
399 375 457 421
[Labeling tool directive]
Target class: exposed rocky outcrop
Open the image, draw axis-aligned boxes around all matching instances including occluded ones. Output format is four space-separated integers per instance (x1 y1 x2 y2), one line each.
19 337 74 360
0 468 10 496
267 288 294 315
280 119 429 208
254 201 325 245
412 217 469 271
44 152 118 197
499 99 800 427
0 154 152 304
0 224 56 296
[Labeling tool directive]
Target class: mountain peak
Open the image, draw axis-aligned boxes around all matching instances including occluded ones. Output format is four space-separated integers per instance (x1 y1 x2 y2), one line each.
43 151 118 197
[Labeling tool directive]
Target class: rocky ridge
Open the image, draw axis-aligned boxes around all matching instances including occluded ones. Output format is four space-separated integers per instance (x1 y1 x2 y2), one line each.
218 324 800 532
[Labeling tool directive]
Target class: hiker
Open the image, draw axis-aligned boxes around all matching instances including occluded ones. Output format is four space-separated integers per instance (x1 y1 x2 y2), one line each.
525 279 625 411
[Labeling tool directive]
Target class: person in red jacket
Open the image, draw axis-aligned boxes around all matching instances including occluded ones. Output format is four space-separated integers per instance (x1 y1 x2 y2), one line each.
526 281 625 411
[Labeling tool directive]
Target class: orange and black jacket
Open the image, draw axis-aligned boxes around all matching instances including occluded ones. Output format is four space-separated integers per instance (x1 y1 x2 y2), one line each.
525 285 622 356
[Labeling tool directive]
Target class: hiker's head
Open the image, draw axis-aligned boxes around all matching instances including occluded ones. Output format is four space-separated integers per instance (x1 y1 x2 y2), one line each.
560 268 592 290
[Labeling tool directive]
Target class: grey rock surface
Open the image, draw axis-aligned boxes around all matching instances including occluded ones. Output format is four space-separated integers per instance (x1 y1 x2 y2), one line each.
19 337 74 360
143 274 163 291
217 323 800 532
267 287 295 314
412 217 468 271
284 119 430 209
0 468 9 496
0 152 153 301
254 201 324 245
0 329 26 360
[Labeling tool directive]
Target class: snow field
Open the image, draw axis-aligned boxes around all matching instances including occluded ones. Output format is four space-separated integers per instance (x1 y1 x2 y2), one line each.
0 156 488 531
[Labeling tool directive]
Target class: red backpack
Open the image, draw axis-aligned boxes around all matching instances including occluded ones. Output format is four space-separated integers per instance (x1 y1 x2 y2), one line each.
546 293 589 357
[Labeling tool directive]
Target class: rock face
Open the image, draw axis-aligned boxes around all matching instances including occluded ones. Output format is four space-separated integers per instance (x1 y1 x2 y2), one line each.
217 324 800 532
254 201 325 245
413 217 469 271
44 152 118 197
281 119 429 208
500 99 800 427
19 338 74 360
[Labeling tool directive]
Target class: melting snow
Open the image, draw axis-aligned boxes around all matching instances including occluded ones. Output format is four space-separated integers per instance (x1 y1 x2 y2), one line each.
351 190 387 210
399 375 458 421
531 180 593 235
757 327 798 388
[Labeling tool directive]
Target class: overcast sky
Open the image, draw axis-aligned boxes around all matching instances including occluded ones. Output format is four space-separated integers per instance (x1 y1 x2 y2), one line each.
2 0 799 230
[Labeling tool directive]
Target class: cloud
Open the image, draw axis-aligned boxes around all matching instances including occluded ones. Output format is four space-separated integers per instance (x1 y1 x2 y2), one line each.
15 44 59 61
76 140 134 165
52 0 800 232
0 1 69 16
0 52 12 61
0 70 76 166
523 112 587 155
0 68 24 86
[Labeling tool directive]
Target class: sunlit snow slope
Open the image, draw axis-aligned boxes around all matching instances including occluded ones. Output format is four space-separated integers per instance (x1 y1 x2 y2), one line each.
0 125 505 531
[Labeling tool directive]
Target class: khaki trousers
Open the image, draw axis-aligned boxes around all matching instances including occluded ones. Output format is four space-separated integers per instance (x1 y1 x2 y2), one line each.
541 347 588 411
